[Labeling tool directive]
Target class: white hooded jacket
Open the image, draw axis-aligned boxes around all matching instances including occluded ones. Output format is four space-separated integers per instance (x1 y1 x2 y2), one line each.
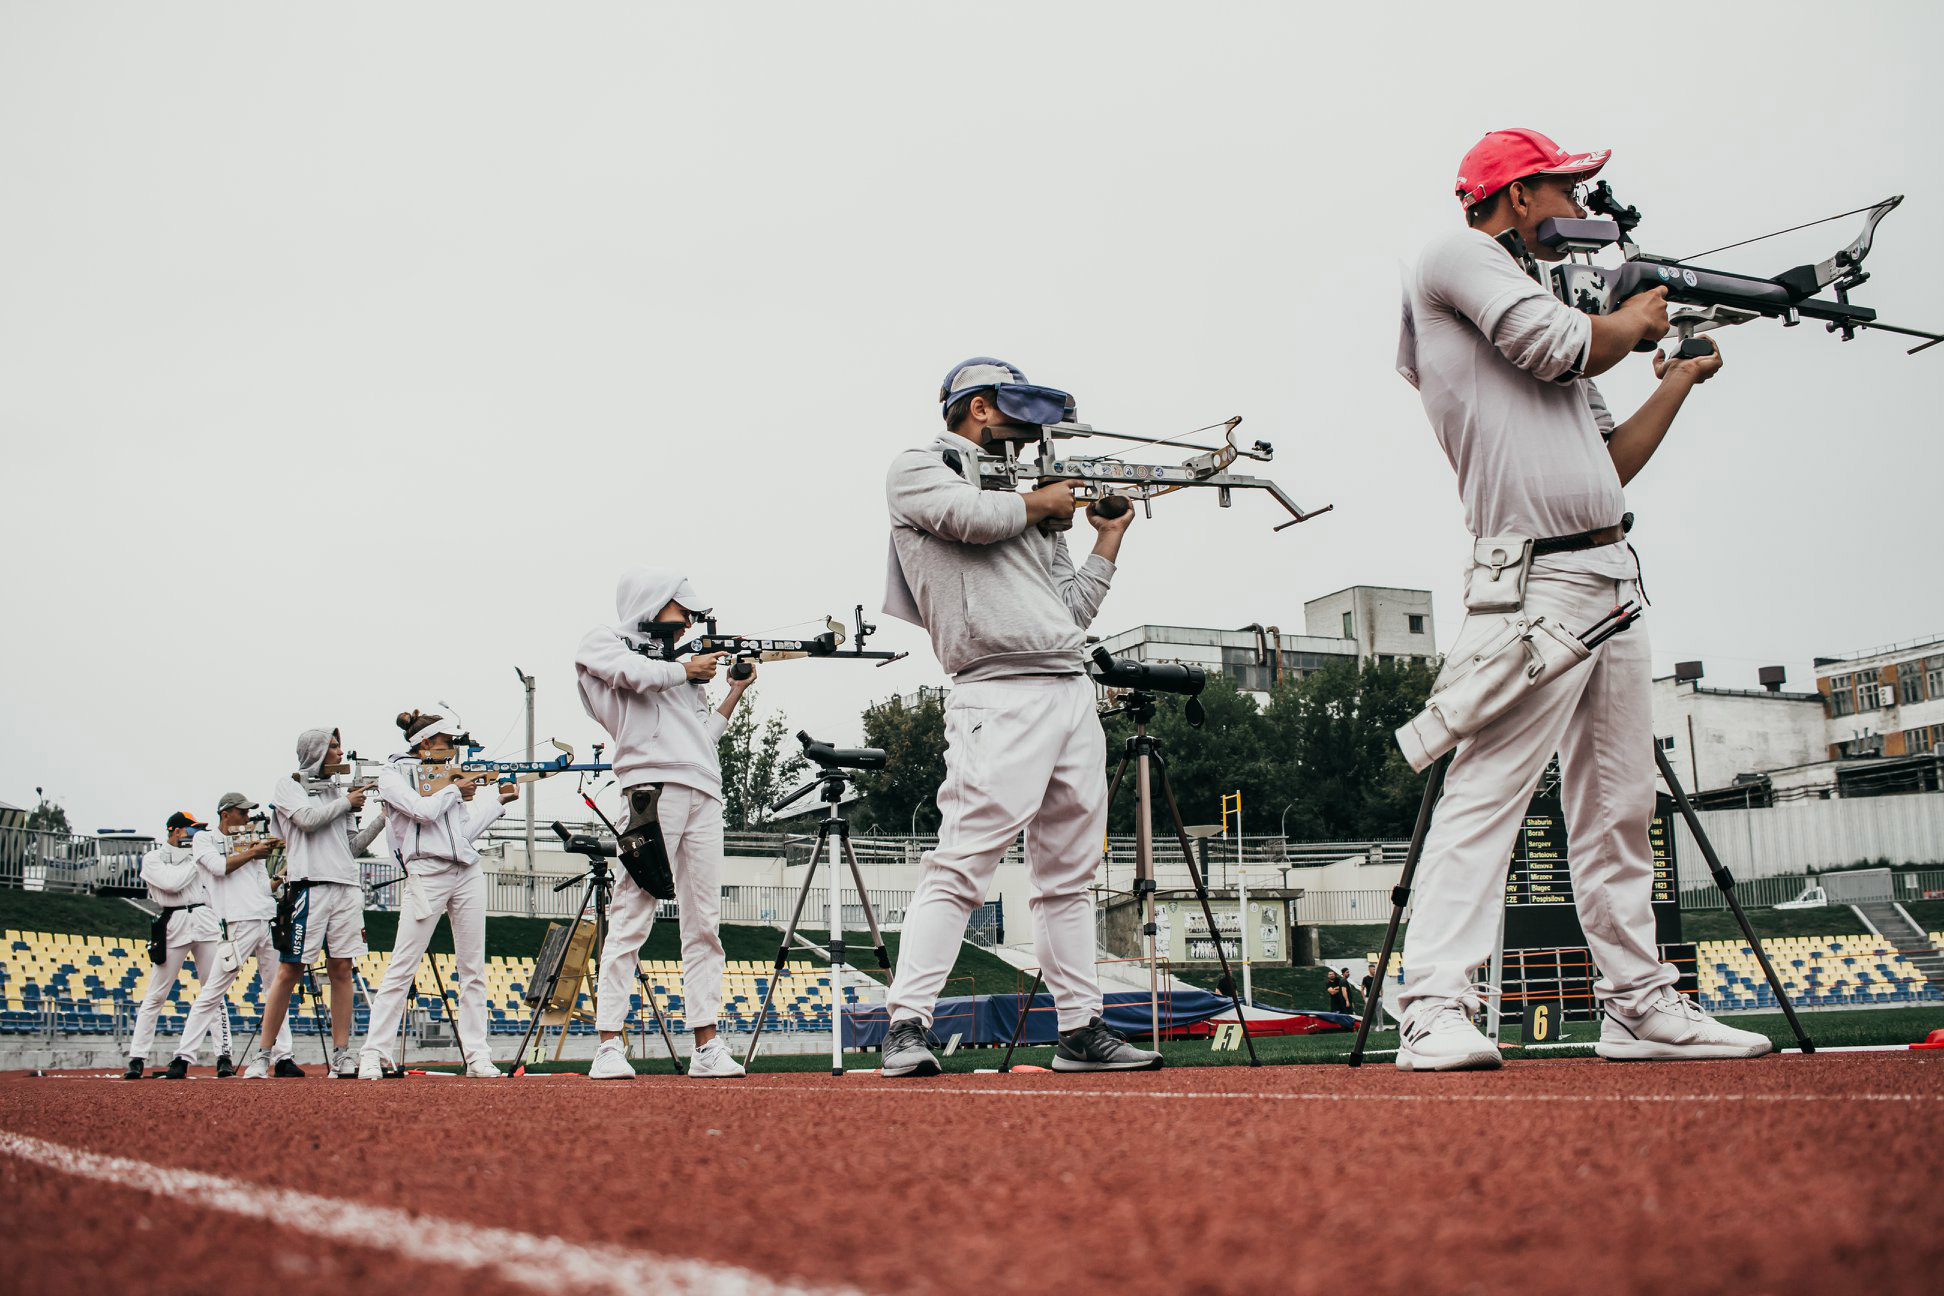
377 755 506 876
575 568 728 798
140 844 222 944
268 727 389 886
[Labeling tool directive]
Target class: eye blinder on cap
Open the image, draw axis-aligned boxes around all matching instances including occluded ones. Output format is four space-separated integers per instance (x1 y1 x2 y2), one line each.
990 383 1075 428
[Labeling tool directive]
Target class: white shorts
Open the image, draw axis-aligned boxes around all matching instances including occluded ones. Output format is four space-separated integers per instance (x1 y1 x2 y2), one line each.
278 880 368 964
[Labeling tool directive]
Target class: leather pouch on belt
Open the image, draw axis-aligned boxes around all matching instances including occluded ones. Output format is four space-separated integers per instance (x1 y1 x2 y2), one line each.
619 786 676 901
1395 617 1591 773
1465 536 1534 613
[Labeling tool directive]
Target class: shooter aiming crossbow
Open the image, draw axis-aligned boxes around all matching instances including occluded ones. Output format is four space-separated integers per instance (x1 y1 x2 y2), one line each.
1514 182 1944 357
972 414 1332 533
637 604 907 680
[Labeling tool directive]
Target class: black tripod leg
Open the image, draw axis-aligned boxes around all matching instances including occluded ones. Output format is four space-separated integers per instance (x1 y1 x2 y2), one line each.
635 968 684 1074
1155 762 1259 1066
999 971 1045 1073
1349 754 1449 1067
303 965 333 1067
741 825 826 1071
1654 746 1814 1054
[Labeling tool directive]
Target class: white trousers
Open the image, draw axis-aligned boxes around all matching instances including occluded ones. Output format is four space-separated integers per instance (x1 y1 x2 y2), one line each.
130 939 226 1062
597 783 725 1033
361 867 489 1067
175 918 295 1062
1398 568 1677 1021
887 674 1105 1033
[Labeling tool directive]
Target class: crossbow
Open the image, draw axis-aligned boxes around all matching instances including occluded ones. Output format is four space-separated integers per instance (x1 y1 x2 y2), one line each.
644 604 907 679
974 415 1332 533
1526 183 1943 356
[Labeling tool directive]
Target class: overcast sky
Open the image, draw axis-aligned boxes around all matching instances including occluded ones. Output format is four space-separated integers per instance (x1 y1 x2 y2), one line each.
3 2 1939 834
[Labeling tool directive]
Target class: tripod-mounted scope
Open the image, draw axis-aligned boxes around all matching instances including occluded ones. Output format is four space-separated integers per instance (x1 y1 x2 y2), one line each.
1091 645 1207 727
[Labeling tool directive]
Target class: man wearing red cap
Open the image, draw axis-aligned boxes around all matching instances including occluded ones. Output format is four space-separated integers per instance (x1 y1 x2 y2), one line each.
1392 129 1764 1070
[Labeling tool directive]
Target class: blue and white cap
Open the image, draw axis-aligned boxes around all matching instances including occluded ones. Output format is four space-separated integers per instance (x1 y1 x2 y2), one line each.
938 356 1075 427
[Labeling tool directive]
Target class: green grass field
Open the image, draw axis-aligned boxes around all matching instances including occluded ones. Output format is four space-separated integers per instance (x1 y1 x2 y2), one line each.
502 1004 1944 1075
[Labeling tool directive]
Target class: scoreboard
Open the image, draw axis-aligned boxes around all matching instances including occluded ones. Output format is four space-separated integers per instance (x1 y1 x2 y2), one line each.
1502 791 1683 949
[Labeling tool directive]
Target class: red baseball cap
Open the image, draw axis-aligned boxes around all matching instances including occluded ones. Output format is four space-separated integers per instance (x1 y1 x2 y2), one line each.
1455 128 1610 209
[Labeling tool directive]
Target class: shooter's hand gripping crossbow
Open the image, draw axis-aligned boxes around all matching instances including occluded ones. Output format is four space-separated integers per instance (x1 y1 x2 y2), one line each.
1519 182 1943 356
645 604 907 680
974 415 1332 533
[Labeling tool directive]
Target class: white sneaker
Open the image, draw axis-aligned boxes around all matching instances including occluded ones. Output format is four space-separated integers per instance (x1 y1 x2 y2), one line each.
464 1057 503 1078
589 1040 636 1080
1597 988 1773 1061
356 1051 388 1081
1397 998 1502 1072
688 1039 746 1079
242 1057 270 1080
332 1047 358 1079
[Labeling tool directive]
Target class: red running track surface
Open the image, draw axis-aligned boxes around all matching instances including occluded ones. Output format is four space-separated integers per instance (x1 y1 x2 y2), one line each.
2 1053 1940 1295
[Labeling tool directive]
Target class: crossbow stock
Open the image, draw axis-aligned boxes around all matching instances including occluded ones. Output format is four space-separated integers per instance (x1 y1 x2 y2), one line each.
660 604 907 678
1530 183 1943 355
976 415 1332 533
319 740 612 798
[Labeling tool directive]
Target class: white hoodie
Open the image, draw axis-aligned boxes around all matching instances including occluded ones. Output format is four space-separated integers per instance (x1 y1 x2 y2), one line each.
575 568 728 798
269 727 388 886
377 755 506 876
140 843 222 944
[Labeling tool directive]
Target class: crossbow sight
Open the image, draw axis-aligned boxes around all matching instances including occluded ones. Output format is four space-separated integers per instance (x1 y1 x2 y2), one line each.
1530 183 1942 355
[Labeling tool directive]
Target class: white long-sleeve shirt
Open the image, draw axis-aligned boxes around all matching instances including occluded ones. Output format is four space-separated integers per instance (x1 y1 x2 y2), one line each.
377 756 506 876
575 633 729 797
267 777 388 887
191 828 276 923
1402 227 1633 577
141 845 222 943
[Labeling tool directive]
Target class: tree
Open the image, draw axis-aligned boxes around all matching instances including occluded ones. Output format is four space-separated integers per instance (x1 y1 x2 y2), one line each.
26 790 69 835
1101 675 1280 838
853 691 948 832
716 694 808 831
1261 657 1438 840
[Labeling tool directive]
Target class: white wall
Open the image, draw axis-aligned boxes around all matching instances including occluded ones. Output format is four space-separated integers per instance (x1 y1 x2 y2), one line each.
1652 680 1826 793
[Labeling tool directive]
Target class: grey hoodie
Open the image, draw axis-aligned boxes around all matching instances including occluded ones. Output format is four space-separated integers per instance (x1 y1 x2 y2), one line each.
885 432 1115 680
575 568 728 797
267 727 388 886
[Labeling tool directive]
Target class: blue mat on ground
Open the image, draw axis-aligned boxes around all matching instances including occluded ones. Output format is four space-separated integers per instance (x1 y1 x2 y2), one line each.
843 989 1250 1049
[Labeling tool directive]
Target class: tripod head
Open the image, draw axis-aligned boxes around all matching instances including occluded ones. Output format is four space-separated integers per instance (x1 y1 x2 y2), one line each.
1092 646 1206 727
550 820 615 892
770 730 888 816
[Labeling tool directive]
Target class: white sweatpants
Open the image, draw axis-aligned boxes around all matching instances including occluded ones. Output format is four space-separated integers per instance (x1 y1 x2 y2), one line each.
130 939 227 1063
360 866 489 1068
1398 568 1677 1022
887 674 1105 1033
596 783 725 1033
175 919 294 1063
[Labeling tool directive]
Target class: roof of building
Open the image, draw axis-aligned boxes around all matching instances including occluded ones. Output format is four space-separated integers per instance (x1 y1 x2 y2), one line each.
1813 635 1944 672
1651 678 1823 703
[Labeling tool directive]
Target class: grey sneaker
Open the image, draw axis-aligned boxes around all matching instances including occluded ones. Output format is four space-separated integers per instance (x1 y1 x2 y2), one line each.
1053 1016 1163 1072
879 1018 940 1078
332 1047 358 1079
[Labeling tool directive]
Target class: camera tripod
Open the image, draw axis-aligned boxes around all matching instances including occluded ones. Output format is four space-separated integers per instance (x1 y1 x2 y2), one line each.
743 739 891 1076
1346 746 1814 1066
509 820 682 1076
1097 686 1259 1066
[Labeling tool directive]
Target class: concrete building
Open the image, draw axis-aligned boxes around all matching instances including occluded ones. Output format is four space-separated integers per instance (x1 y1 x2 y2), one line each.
1092 585 1437 703
1816 635 1944 760
1301 586 1437 667
1651 672 1826 796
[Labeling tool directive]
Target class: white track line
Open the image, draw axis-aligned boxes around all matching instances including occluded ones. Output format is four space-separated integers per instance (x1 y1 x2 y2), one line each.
0 1130 860 1296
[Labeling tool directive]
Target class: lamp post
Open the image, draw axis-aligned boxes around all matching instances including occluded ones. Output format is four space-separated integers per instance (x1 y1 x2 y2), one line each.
514 667 536 919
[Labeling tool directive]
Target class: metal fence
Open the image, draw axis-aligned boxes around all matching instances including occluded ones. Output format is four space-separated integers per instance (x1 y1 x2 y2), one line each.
0 829 147 893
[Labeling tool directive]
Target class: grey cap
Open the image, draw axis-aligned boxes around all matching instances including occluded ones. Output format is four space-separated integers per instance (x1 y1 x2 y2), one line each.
217 792 257 814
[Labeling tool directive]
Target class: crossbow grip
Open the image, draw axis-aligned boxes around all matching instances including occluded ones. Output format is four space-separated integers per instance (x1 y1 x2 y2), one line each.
1088 495 1131 520
1673 336 1718 361
729 659 754 682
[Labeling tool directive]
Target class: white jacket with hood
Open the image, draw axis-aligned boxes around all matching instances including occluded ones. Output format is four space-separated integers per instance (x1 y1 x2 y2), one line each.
268 727 389 887
574 568 728 798
377 757 505 876
140 843 222 943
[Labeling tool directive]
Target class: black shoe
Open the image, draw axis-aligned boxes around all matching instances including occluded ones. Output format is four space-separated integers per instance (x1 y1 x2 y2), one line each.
123 1057 144 1081
273 1058 306 1078
163 1057 190 1080
1053 1016 1164 1072
215 1054 236 1078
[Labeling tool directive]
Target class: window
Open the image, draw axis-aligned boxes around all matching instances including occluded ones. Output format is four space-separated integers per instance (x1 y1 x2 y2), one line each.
1830 689 1854 718
1901 673 1925 706
1927 658 1944 698
1657 736 1677 752
1342 611 1355 638
1909 725 1938 754
1408 614 1426 635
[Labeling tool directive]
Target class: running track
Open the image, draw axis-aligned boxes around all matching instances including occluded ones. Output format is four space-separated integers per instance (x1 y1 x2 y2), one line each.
3 1054 1940 1295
